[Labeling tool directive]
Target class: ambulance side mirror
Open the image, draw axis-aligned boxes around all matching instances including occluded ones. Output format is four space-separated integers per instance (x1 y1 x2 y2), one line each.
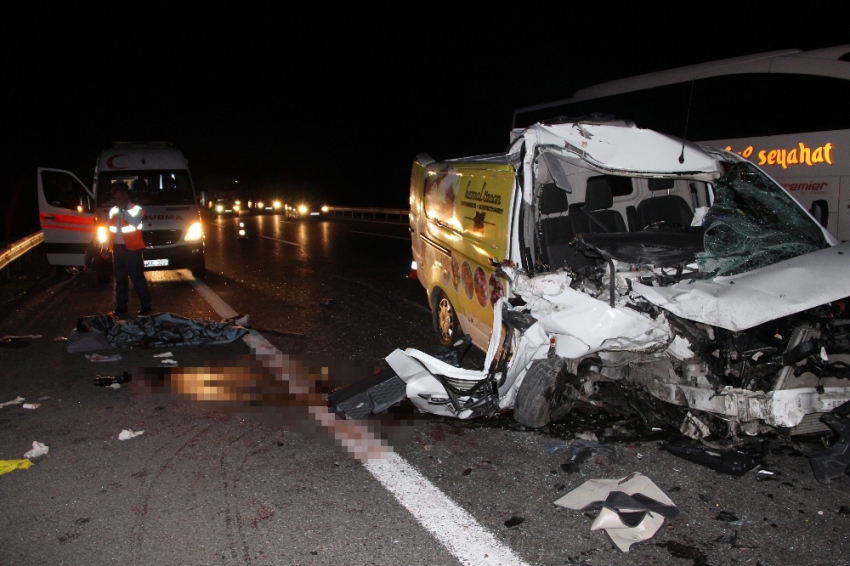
810 200 829 228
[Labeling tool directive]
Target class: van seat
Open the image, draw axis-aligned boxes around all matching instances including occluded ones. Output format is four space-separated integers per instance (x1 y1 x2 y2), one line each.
538 183 575 270
636 178 693 229
570 178 627 234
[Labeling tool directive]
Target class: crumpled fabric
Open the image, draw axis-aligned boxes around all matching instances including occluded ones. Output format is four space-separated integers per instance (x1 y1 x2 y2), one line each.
79 313 248 348
0 459 34 475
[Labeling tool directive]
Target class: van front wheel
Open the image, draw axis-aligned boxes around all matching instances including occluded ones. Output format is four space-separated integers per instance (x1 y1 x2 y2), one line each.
433 291 459 346
514 357 566 429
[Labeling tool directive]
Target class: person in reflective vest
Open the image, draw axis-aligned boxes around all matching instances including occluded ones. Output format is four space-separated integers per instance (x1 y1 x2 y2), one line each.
108 182 152 316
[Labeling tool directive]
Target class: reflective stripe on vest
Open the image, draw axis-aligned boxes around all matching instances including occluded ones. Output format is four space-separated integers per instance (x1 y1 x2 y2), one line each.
108 204 146 250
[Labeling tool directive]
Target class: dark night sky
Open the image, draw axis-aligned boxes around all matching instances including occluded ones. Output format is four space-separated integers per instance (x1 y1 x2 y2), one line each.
3 1 850 238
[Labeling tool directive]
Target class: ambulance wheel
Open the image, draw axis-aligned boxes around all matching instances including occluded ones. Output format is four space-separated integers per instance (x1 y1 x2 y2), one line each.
514 357 565 429
433 290 459 346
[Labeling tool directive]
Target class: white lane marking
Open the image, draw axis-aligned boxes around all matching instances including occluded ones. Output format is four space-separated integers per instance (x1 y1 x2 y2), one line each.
177 269 529 566
257 235 301 247
365 453 528 566
350 230 409 241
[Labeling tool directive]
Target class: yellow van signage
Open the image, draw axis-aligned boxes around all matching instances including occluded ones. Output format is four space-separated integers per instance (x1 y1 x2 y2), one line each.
725 142 834 169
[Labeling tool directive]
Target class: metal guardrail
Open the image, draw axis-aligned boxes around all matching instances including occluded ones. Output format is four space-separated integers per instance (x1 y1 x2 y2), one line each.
0 231 44 273
326 207 408 224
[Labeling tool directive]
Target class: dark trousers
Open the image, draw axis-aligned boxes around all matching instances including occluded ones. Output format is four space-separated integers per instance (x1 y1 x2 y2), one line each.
113 245 151 310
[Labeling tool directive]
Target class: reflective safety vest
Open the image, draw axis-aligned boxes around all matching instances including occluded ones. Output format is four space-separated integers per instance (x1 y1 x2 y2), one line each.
108 203 146 251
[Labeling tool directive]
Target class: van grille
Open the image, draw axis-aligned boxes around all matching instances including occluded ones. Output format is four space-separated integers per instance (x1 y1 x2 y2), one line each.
143 230 183 246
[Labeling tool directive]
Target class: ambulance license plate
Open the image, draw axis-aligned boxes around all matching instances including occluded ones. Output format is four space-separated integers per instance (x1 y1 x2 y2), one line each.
144 259 169 267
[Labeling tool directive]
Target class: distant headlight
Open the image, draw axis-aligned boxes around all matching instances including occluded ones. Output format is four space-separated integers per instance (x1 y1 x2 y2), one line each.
273 200 281 209
321 206 329 213
97 226 108 244
216 205 224 212
256 202 264 209
184 222 203 241
234 200 241 205
298 205 308 214
233 204 240 211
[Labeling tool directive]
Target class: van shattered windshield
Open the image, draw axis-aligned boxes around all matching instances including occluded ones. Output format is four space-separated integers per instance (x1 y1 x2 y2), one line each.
696 161 829 276
97 170 195 207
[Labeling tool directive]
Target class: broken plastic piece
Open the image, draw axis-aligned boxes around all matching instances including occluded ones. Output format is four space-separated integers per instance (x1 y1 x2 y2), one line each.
94 371 132 387
153 352 173 358
118 429 144 440
86 353 122 362
22 403 39 410
559 440 619 474
0 459 34 475
554 472 678 552
808 412 850 483
660 442 761 476
327 368 407 419
161 359 178 365
24 441 49 459
0 396 25 408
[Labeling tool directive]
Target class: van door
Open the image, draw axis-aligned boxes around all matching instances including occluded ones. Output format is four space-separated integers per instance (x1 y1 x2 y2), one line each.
37 168 95 266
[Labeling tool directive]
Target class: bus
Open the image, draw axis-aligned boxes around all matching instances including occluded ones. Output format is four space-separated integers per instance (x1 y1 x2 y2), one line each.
513 45 850 239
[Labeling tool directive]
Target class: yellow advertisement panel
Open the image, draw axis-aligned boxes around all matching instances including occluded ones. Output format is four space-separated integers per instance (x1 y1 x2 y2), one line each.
423 161 514 335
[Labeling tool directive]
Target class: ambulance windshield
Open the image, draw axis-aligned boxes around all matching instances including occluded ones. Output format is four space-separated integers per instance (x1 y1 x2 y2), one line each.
98 170 195 207
696 161 829 276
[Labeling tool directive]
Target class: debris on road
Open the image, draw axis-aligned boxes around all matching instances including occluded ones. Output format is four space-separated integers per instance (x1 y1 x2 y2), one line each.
1 334 41 348
0 334 42 340
660 442 762 476
93 371 132 387
0 396 25 408
328 368 408 420
22 403 40 410
161 359 178 365
65 329 113 352
504 516 525 528
85 353 122 362
118 429 144 440
247 325 308 340
77 312 248 348
0 459 34 475
24 441 49 459
554 472 678 552
109 383 121 389
807 400 850 483
557 440 619 474
153 352 173 358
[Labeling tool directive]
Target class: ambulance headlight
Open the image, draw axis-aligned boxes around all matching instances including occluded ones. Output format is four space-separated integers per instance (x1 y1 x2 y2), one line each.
233 204 240 211
273 200 281 209
216 205 224 212
321 205 329 213
96 226 108 244
184 222 203 241
298 205 308 214
257 201 264 209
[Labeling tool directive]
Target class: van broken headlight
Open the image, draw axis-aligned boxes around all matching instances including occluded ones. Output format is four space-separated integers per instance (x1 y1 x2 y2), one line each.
184 222 203 241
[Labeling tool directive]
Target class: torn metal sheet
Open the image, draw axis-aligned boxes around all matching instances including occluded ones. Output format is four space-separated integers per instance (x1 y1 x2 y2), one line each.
632 242 850 332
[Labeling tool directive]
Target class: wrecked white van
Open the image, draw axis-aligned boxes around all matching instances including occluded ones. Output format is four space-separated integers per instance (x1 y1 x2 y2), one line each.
335 117 850 443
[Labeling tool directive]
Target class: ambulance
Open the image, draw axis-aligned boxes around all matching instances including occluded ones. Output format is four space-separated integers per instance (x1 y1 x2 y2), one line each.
37 142 205 282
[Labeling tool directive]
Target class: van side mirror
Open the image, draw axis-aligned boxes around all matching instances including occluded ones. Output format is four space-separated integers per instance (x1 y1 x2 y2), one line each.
810 199 829 228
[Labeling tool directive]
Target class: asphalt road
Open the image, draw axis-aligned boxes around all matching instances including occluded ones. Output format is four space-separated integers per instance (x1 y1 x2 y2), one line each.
1 214 849 566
